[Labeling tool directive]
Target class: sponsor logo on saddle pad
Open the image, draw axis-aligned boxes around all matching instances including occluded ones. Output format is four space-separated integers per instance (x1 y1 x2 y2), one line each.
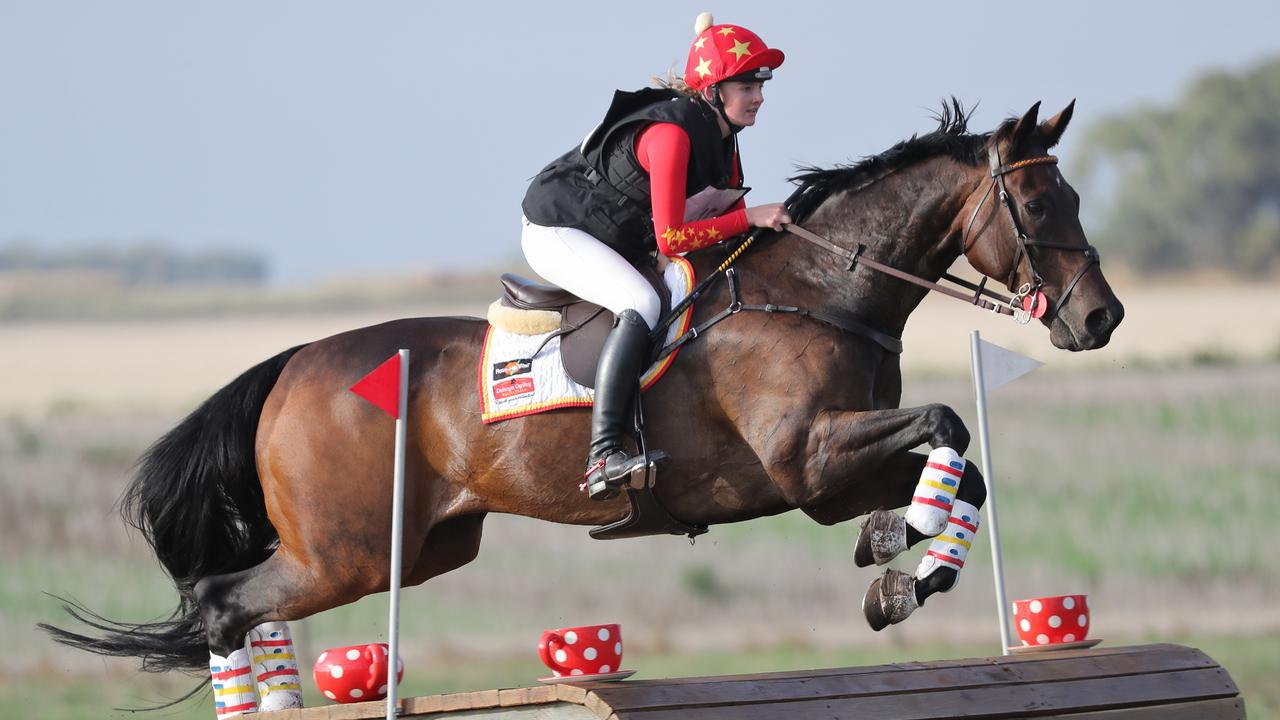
478 257 696 424
493 377 536 400
492 358 533 381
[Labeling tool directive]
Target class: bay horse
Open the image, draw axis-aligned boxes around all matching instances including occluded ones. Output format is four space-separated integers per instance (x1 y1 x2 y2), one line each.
46 101 1123 682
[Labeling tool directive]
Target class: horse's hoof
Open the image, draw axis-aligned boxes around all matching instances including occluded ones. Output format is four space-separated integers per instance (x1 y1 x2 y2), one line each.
862 576 890 631
854 510 907 567
862 569 919 631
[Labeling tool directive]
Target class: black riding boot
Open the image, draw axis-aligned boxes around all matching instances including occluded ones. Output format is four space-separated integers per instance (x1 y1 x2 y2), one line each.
583 309 667 500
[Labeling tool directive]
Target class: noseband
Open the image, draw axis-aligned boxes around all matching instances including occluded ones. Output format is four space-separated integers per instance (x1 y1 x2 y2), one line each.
962 145 1100 322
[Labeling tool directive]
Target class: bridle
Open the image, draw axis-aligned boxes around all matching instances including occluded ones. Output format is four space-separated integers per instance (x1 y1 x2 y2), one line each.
960 144 1100 322
651 142 1104 356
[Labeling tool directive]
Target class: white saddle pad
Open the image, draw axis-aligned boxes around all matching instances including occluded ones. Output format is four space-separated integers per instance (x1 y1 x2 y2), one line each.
479 257 695 424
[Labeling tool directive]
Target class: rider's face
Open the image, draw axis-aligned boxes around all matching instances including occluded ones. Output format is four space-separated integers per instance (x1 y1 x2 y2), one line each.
718 80 765 127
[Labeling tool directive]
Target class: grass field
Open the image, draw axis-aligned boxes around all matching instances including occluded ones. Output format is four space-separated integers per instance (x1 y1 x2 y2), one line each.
2 359 1277 717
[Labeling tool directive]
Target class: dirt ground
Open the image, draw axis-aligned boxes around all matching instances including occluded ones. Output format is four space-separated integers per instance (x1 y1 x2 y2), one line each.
2 277 1276 417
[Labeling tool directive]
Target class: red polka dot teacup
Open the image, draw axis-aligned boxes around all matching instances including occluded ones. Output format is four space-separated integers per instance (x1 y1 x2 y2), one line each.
313 643 404 704
1013 594 1090 646
538 623 623 677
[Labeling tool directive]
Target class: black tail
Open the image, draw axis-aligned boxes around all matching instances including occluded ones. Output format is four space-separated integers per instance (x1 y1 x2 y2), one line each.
40 344 306 673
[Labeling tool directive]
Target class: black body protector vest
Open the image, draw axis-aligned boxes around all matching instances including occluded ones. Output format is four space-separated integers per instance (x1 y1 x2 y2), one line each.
522 88 743 261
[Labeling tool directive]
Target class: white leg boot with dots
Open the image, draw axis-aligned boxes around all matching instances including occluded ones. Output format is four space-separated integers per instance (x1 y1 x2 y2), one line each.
209 647 257 718
904 447 965 537
914 499 981 592
249 621 304 711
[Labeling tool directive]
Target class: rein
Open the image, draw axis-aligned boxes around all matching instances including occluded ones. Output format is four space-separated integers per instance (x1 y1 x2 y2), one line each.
783 223 1022 317
649 145 1101 359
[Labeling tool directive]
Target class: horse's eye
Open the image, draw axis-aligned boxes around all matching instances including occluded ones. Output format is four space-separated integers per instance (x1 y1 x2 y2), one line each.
1025 200 1045 216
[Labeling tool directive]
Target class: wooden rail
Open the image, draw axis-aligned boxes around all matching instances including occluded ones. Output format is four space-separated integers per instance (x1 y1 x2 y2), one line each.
257 643 1244 719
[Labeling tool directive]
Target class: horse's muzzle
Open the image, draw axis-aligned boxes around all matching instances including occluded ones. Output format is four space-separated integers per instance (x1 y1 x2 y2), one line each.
1053 298 1125 351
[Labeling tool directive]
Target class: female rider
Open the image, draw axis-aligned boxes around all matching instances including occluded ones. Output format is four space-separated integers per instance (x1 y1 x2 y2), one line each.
521 13 791 500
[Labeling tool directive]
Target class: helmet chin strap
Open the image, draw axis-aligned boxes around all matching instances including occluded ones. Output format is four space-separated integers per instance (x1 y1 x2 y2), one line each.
703 86 744 135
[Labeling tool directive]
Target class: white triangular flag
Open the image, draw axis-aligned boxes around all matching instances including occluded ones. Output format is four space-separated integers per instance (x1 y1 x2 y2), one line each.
978 338 1042 392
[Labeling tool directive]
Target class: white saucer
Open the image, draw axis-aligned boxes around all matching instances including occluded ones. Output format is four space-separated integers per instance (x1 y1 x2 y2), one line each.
536 669 636 684
1007 638 1102 654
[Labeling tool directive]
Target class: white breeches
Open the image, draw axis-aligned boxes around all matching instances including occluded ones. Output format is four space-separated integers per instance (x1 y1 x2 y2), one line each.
520 217 662 330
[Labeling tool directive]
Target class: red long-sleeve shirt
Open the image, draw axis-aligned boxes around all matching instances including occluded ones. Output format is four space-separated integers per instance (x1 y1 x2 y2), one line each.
635 122 749 256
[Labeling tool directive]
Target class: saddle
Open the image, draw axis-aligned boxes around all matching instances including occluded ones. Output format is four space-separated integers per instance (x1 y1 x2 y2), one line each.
487 263 707 542
491 262 672 388
493 186 748 383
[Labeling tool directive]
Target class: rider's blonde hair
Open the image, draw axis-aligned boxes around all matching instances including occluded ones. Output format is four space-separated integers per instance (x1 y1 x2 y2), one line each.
652 69 701 99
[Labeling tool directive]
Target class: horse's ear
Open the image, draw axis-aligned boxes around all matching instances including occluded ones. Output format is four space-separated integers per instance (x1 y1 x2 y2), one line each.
1008 101 1042 153
1039 99 1076 149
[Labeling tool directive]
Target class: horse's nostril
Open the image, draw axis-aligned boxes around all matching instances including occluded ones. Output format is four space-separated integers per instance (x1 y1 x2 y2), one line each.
1085 307 1112 336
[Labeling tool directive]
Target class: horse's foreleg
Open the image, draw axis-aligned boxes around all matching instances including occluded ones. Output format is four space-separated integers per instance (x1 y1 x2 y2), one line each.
861 475 986 632
806 451 987 536
753 403 985 630
851 458 988 631
762 402 970 516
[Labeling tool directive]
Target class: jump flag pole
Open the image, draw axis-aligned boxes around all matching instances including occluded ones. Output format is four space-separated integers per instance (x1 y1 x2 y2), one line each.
349 349 410 719
969 331 1042 655
386 349 408 719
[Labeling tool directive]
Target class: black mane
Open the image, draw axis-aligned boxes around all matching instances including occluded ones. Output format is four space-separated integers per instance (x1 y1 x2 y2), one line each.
787 99 994 223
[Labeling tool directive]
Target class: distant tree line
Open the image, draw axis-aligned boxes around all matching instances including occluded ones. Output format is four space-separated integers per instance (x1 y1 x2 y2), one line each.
0 241 268 285
1075 56 1280 275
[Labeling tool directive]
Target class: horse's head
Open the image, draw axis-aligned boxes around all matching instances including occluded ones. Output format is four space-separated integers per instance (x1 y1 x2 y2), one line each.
959 101 1124 350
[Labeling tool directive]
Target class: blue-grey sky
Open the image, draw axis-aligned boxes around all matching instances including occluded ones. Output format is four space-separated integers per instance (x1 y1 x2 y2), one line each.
3 1 1277 283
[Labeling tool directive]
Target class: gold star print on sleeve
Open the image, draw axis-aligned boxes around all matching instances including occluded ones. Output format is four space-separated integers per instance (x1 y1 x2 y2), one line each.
659 219 737 255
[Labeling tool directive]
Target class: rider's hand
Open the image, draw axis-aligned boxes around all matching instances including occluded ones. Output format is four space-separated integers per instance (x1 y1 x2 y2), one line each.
745 203 792 232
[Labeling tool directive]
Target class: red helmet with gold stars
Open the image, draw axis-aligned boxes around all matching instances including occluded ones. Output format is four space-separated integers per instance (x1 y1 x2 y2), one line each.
683 13 785 92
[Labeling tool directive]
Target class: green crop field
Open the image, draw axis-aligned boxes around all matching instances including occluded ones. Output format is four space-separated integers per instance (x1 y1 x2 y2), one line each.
3 361 1277 718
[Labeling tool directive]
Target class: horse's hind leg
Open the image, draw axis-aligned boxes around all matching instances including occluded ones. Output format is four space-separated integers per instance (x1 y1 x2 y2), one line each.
194 619 305 713
194 550 330 657
246 621 304 710
196 513 488 710
194 553 306 716
194 547 367 713
404 513 488 586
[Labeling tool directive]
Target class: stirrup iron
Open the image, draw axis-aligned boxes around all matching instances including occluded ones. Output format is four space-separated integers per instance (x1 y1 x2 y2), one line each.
583 450 671 500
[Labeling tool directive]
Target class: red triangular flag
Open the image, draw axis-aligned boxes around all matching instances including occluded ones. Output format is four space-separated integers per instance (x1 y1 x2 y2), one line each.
349 353 401 418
